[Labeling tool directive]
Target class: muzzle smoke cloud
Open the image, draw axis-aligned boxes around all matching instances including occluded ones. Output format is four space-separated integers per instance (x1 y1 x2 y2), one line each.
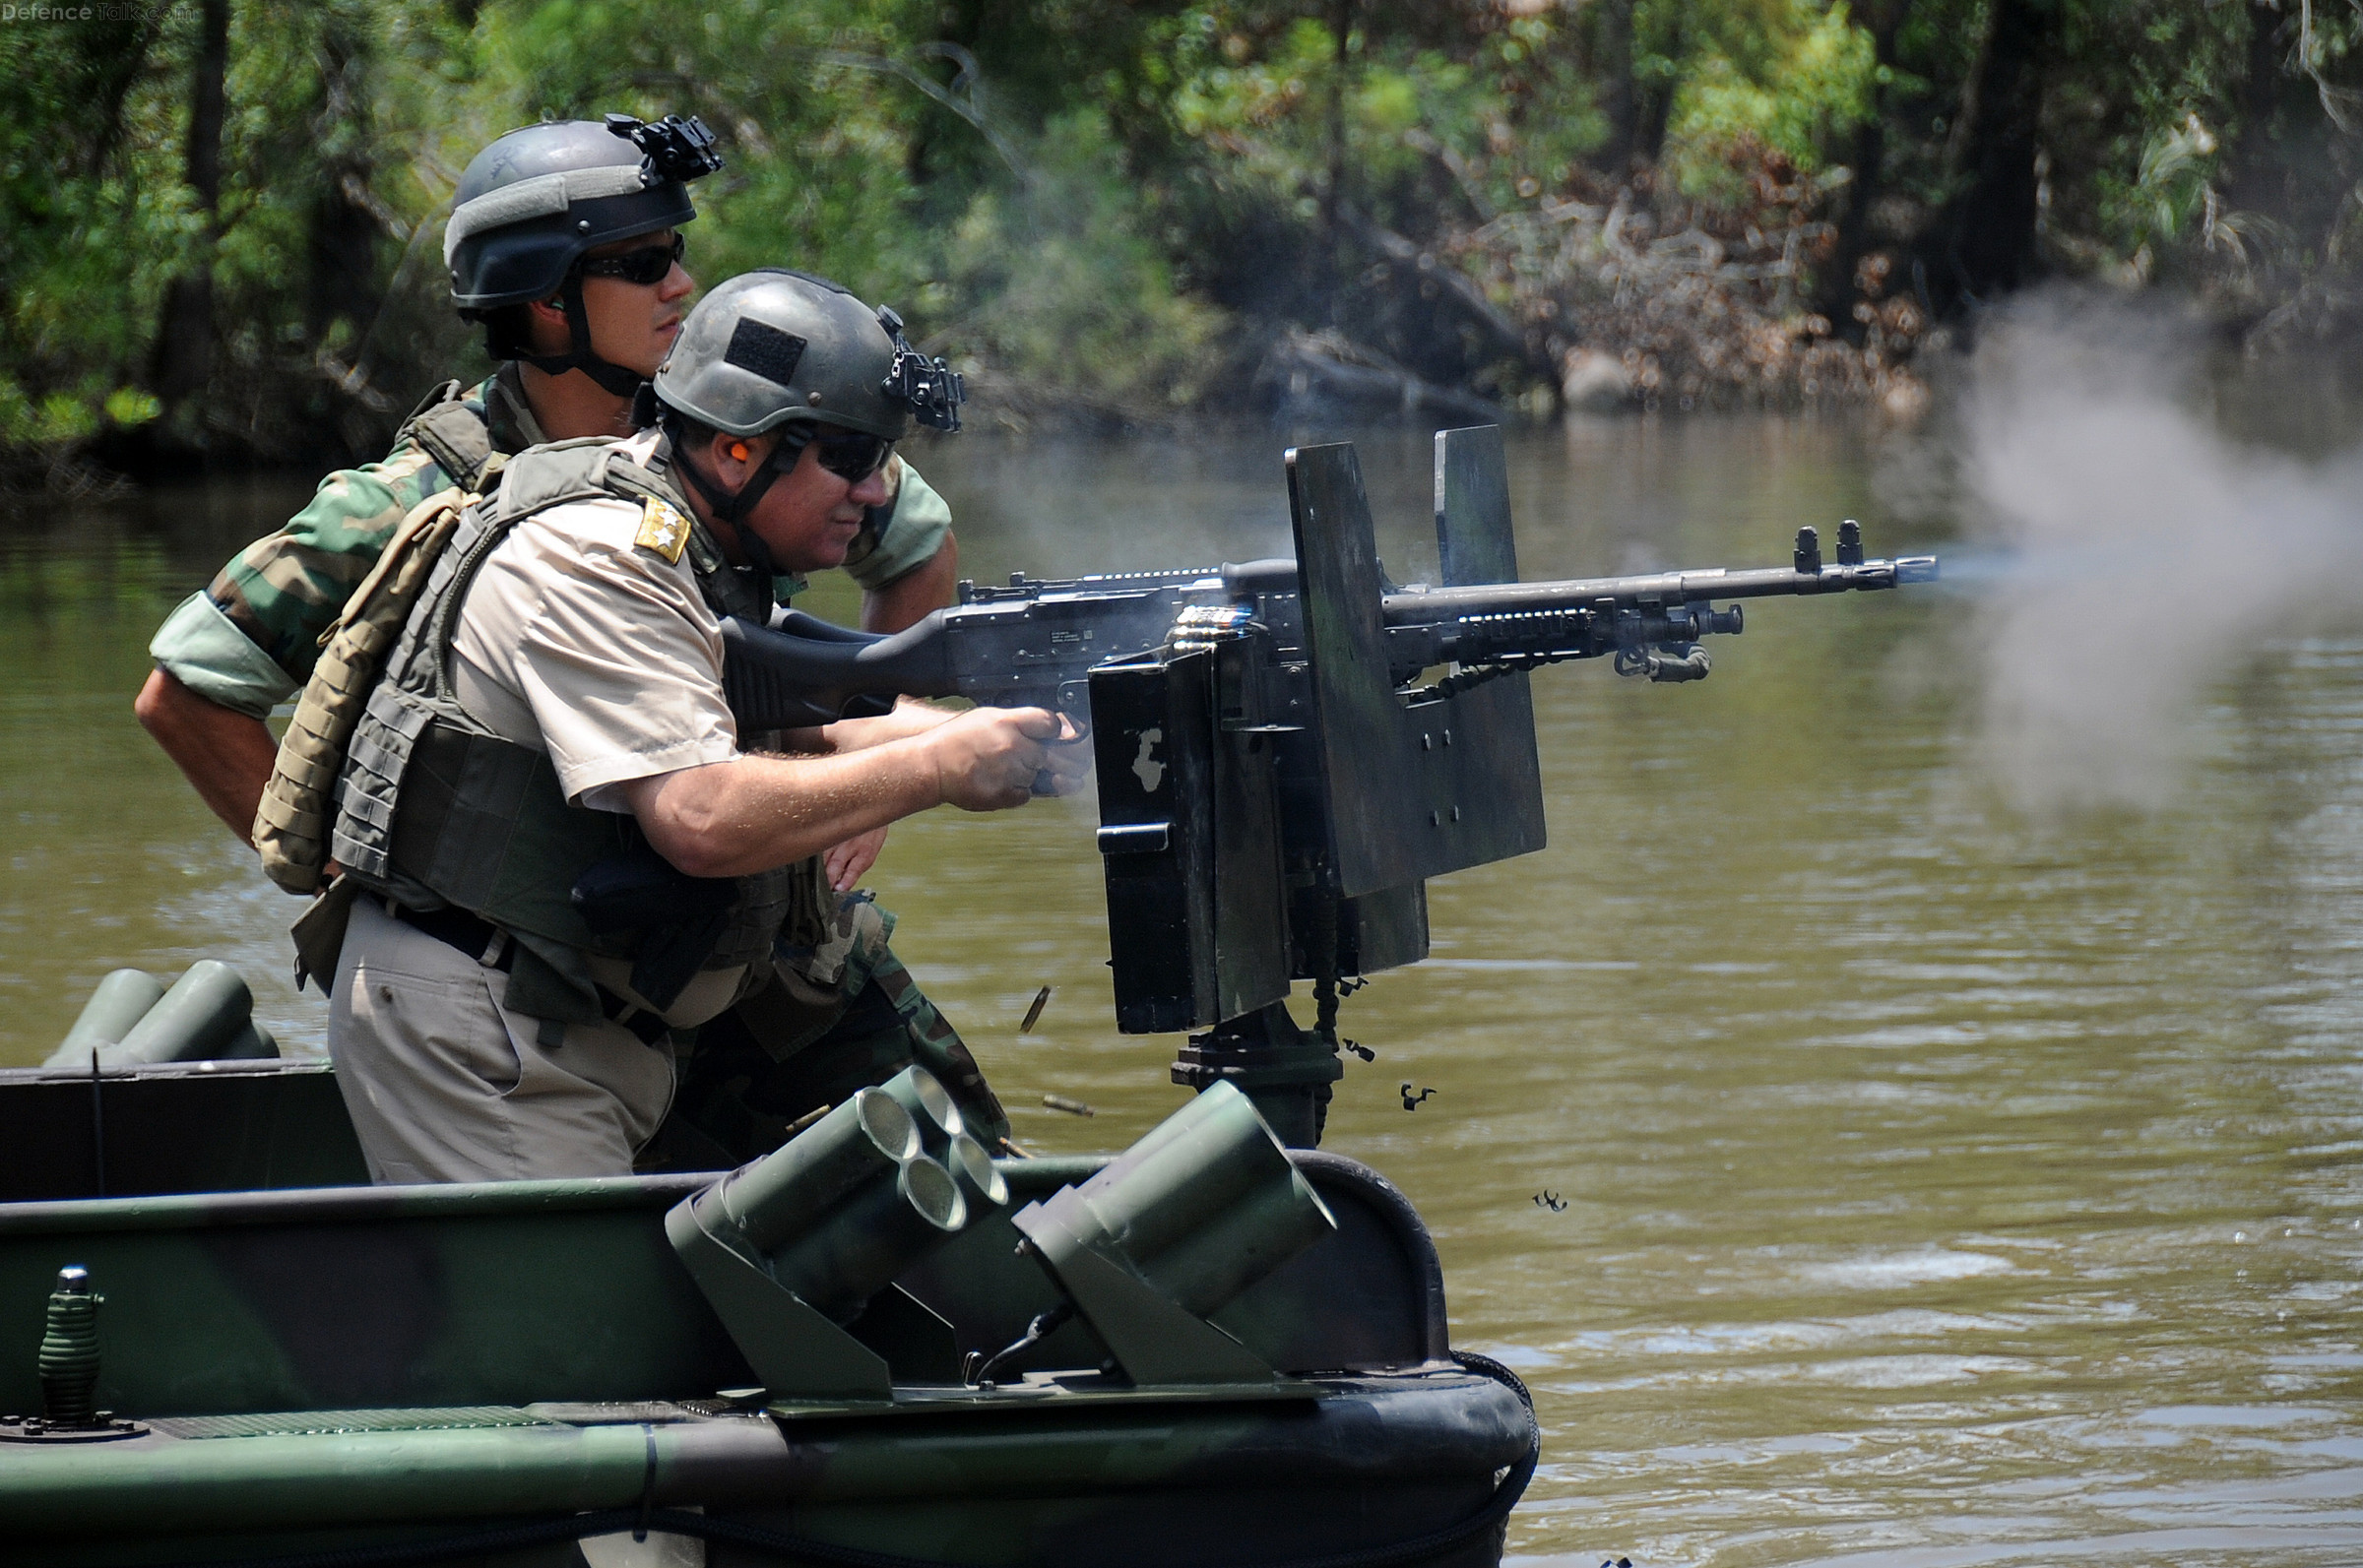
1955 293 2363 814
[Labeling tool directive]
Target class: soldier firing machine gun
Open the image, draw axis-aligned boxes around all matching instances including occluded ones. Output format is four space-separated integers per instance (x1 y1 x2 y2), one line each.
720 426 1938 1147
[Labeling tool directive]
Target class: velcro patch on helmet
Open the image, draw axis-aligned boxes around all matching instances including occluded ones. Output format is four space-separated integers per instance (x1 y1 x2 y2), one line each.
635 496 692 564
725 319 807 388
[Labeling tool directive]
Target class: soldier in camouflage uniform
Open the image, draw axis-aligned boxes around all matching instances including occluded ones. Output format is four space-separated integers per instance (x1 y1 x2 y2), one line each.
138 115 958 899
138 116 997 1172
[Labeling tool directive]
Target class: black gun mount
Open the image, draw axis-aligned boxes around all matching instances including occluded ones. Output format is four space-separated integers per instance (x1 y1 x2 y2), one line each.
720 427 1938 1145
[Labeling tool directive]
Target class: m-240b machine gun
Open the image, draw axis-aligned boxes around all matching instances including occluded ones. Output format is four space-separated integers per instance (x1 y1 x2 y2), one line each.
722 427 1938 1146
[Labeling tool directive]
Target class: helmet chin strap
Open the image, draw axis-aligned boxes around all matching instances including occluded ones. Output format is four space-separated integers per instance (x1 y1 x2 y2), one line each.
666 420 812 583
516 271 649 398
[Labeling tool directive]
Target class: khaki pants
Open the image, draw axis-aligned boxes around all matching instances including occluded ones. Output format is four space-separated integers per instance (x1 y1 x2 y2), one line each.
328 898 674 1184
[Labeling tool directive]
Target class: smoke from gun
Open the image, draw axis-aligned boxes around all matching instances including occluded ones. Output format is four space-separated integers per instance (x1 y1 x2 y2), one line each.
1955 294 2363 815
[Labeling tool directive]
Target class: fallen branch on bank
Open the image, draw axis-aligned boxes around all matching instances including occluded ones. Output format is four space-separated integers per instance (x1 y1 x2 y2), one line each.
1333 202 1551 383
1254 328 1505 424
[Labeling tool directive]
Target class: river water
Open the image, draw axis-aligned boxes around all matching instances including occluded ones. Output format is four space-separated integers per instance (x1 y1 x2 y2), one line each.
5 414 2363 1565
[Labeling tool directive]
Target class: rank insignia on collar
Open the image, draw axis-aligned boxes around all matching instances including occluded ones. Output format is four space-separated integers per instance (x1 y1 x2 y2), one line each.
635 496 691 564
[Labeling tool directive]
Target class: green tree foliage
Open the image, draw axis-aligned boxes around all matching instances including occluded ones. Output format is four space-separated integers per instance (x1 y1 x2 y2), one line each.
944 110 1231 418
0 8 186 456
3 0 2360 478
1657 0 1880 201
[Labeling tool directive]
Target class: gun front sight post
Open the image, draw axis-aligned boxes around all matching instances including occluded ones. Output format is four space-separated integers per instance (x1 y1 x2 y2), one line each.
1794 527 1822 575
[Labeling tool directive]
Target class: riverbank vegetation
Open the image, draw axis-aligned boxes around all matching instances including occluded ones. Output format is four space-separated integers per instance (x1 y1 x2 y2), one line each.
6 0 2360 481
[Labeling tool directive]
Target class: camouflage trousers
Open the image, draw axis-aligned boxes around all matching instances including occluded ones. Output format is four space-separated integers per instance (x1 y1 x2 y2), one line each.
637 891 1008 1173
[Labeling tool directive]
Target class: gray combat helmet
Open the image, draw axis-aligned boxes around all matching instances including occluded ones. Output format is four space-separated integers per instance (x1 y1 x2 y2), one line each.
652 269 964 442
445 114 721 394
650 270 963 560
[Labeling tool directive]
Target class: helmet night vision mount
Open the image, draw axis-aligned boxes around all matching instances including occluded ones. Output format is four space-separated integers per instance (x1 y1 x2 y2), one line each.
604 112 725 184
876 305 964 433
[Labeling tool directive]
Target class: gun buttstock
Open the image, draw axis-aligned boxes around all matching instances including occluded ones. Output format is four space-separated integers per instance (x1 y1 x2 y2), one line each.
720 613 957 730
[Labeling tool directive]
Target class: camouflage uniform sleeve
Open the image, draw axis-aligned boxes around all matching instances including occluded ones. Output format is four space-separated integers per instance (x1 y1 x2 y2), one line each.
152 442 453 716
840 456 953 592
147 594 305 719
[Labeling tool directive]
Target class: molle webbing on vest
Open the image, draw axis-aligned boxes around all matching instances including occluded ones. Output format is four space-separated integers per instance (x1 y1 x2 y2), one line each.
331 435 814 1022
254 483 470 896
332 475 528 892
387 722 630 940
397 381 500 493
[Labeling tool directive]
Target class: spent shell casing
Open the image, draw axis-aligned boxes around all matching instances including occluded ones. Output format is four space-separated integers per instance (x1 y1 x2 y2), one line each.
1041 1093 1095 1117
780 1102 833 1140
1019 985 1053 1035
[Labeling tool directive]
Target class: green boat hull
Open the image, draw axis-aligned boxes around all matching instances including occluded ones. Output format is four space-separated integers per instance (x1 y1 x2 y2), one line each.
0 1060 1531 1567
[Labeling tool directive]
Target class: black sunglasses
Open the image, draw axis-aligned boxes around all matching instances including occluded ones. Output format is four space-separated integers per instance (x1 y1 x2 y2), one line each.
809 429 894 482
578 232 686 286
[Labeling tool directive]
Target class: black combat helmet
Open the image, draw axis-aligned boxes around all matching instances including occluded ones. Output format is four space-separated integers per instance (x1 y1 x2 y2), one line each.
444 114 722 394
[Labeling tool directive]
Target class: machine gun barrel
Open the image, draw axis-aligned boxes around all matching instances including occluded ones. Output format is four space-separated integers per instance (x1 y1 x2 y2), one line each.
1385 553 1939 622
1377 544 1938 678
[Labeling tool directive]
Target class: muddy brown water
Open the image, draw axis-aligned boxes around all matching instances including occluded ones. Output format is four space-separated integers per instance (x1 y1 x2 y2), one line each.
5 417 2362 1565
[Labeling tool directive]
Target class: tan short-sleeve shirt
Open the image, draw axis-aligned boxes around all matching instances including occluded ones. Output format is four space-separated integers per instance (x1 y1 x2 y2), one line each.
449 438 739 807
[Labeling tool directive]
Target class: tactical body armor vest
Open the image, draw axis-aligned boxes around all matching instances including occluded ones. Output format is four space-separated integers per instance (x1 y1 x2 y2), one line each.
402 379 502 491
253 383 512 898
331 434 820 1028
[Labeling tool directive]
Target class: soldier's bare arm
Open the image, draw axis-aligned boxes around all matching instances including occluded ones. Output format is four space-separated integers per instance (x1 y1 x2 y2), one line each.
796 686 963 888
819 702 964 750
622 706 1074 880
134 669 279 843
807 693 1014 889
766 702 958 756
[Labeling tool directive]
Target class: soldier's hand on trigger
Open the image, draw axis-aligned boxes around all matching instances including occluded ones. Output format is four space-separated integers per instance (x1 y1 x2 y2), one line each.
925 707 1079 812
1034 714 1092 796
